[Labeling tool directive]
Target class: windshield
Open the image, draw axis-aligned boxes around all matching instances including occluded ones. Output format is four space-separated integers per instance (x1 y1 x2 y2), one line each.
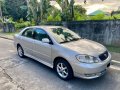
49 27 81 43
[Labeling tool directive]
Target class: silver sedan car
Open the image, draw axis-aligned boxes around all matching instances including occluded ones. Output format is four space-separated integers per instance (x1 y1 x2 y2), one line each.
14 26 111 80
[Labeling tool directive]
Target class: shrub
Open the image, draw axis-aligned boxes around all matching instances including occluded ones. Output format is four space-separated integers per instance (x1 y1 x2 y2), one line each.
113 14 120 19
55 15 61 21
47 14 61 21
90 14 105 20
15 21 31 29
8 17 15 24
19 18 24 23
47 15 54 21
0 18 3 23
31 19 36 26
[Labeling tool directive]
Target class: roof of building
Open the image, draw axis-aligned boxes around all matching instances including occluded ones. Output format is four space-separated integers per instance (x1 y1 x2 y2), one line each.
88 10 106 16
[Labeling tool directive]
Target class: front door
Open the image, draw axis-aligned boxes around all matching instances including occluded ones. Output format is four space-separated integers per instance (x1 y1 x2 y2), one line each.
33 28 52 64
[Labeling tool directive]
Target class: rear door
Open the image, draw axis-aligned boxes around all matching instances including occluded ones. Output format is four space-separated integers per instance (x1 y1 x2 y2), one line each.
32 28 52 64
20 28 34 56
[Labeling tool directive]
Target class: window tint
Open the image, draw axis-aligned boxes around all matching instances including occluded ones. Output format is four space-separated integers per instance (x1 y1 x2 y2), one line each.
34 28 50 41
22 28 34 38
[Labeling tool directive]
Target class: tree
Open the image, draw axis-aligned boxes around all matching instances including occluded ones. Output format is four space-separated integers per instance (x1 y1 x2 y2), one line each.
41 0 51 20
4 0 28 21
56 0 87 21
56 0 75 21
26 0 40 24
26 0 50 24
47 6 61 21
0 0 3 19
74 5 86 20
74 5 86 15
46 4 62 22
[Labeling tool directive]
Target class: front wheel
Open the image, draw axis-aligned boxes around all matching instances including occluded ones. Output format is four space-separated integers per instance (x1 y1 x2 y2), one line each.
55 60 73 80
17 45 24 58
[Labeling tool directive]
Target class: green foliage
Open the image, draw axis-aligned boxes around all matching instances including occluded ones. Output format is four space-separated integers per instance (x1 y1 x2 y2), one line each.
102 13 120 20
61 8 73 21
74 5 87 21
27 0 50 24
47 15 61 21
48 6 61 17
74 14 87 21
90 14 105 20
8 17 15 23
56 0 75 21
30 19 36 26
15 21 31 29
103 15 112 20
1 0 120 24
26 0 40 23
74 5 86 15
47 6 61 21
55 15 61 21
4 0 27 21
55 1 86 21
0 18 2 22
15 18 35 29
47 15 54 21
42 0 51 19
113 14 120 19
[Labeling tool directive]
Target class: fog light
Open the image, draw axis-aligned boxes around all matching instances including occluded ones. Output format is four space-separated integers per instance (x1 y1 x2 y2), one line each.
85 73 96 77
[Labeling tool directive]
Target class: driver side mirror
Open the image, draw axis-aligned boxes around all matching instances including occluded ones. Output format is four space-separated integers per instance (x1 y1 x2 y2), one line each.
42 38 50 43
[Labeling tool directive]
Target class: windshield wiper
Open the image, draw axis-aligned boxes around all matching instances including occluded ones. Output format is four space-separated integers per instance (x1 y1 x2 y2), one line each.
60 41 70 44
60 38 80 44
71 38 80 41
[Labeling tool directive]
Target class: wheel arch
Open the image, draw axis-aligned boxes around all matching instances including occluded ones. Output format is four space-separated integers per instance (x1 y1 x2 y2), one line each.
53 57 73 73
17 43 21 48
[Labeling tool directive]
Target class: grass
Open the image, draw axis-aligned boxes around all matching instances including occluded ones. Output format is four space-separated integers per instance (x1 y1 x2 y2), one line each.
106 45 120 53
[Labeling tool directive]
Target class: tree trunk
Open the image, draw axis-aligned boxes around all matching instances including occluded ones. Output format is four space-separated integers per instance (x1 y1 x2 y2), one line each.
0 3 2 19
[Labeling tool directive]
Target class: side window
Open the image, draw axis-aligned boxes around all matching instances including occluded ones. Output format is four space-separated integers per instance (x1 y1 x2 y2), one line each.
34 28 50 41
22 28 34 38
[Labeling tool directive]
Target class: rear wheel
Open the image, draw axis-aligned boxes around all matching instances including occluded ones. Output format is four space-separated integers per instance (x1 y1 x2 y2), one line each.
55 59 73 80
17 45 24 58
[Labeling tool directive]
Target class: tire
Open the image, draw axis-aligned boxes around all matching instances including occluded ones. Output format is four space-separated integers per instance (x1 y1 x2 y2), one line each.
17 45 24 58
55 59 73 80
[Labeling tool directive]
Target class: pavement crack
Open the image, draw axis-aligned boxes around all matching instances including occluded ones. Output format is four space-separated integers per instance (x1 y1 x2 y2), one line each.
3 69 13 82
0 66 25 90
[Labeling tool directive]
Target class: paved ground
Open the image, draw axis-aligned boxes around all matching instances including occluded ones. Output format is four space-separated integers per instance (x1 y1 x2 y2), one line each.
0 38 120 90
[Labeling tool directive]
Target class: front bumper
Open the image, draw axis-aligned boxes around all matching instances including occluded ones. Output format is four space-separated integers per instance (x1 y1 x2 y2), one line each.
72 53 111 79
74 67 109 79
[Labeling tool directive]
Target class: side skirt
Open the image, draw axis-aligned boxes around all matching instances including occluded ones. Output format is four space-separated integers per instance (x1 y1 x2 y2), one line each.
25 53 53 68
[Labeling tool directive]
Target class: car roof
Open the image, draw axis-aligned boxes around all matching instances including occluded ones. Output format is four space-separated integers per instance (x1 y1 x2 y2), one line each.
29 26 64 31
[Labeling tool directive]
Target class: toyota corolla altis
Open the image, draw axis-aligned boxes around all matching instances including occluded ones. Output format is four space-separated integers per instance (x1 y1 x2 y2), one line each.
14 26 111 80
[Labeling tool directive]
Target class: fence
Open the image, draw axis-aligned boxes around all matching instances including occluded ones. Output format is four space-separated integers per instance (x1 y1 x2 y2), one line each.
46 20 120 46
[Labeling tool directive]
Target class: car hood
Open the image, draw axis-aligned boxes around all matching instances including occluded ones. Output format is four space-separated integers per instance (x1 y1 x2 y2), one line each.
61 39 106 56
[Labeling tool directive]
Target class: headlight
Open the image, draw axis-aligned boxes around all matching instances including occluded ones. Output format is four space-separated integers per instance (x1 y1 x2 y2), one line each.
76 55 100 63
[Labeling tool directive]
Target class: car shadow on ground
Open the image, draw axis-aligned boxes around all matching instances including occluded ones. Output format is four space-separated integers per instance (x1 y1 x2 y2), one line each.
18 56 118 90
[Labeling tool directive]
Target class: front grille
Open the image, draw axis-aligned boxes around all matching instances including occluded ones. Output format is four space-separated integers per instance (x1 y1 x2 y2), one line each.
99 51 108 61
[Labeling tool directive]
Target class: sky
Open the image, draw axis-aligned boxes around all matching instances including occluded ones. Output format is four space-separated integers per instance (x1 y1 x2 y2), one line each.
50 0 120 15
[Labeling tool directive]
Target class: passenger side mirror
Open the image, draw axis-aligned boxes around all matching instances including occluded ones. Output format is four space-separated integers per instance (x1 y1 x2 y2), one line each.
42 38 50 43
